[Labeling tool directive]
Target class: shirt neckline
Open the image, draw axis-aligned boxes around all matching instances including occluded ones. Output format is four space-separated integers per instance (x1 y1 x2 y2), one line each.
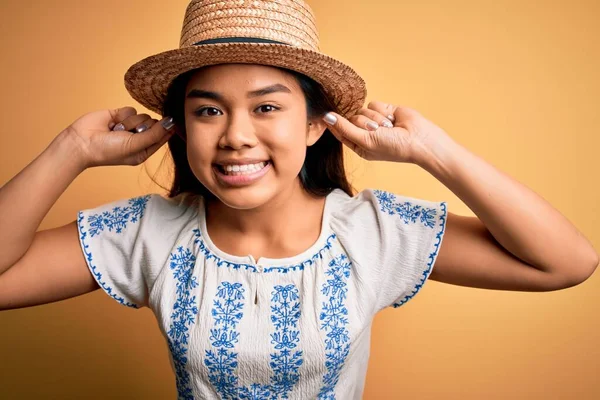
197 189 341 268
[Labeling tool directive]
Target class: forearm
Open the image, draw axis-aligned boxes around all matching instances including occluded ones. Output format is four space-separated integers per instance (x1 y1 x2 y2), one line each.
417 138 598 279
0 130 87 273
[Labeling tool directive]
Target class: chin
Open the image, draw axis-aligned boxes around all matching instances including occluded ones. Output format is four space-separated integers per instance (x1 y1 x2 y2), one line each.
211 185 280 210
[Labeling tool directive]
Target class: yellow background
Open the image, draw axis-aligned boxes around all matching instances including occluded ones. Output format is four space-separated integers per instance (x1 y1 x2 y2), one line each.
1 0 599 398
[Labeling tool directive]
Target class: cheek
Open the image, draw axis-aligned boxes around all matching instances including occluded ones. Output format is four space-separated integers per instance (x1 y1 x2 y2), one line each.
186 124 219 160
267 114 308 148
187 132 214 160
185 138 219 186
265 121 308 165
258 118 306 144
268 117 304 141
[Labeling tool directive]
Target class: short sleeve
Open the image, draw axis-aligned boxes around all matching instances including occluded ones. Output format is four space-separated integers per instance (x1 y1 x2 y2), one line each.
331 188 448 312
76 194 156 309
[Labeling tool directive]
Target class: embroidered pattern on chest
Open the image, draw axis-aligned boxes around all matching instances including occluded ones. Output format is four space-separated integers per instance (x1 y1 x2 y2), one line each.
204 282 304 399
317 254 352 399
193 228 338 273
167 246 200 400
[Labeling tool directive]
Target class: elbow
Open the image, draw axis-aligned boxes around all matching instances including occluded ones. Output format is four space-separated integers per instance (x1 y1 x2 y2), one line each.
560 254 599 289
581 248 599 281
583 252 599 282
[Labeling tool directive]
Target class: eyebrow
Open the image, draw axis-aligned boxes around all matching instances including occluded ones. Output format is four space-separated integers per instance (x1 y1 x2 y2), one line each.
186 83 292 101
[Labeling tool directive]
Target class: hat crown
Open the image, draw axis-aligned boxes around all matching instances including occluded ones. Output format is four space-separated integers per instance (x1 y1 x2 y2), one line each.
179 0 320 51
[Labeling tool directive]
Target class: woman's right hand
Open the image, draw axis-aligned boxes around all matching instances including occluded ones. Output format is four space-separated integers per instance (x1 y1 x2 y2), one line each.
64 106 176 169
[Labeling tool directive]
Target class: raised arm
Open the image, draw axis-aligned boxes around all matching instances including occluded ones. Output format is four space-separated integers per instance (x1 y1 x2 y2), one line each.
0 108 175 310
0 131 87 274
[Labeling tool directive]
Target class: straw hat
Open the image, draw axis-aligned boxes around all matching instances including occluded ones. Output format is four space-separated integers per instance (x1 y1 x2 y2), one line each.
123 0 367 118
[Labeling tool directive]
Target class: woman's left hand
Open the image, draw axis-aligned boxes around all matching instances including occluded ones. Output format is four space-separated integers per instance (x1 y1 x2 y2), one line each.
323 101 455 165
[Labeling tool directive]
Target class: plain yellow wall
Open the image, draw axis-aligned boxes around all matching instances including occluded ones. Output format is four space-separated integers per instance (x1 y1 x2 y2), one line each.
1 0 598 398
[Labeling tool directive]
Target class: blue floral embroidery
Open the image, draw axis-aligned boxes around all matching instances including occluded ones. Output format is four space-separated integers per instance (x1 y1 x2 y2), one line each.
193 228 337 273
204 282 246 399
392 202 448 308
205 282 304 399
373 189 439 228
318 254 352 399
76 195 151 308
269 285 303 397
263 235 336 273
194 230 257 272
238 384 272 399
87 195 150 237
166 245 200 400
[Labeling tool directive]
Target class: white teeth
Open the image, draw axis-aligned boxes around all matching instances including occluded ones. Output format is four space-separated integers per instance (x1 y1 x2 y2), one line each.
222 161 268 175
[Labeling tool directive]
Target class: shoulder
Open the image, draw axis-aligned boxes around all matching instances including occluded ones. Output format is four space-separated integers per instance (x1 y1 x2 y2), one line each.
329 188 447 227
78 192 201 236
151 192 201 217
328 188 447 262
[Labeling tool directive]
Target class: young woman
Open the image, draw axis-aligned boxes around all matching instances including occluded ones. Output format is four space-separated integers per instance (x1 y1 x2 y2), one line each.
0 0 597 399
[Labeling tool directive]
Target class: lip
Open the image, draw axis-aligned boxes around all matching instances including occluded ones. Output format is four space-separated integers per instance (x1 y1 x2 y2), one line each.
214 160 272 187
214 158 270 166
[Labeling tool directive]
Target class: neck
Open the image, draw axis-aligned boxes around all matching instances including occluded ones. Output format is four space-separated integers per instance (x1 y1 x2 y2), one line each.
205 180 325 242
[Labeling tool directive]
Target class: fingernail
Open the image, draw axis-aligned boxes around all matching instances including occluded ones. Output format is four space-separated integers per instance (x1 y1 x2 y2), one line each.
387 114 395 122
161 116 175 130
135 124 148 133
381 119 393 128
113 123 125 131
366 121 379 131
323 113 337 125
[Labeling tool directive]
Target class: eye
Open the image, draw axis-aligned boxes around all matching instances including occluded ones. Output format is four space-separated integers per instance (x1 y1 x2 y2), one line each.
256 104 279 113
194 107 222 117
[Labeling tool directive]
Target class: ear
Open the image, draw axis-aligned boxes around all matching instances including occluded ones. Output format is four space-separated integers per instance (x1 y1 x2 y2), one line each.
306 118 328 147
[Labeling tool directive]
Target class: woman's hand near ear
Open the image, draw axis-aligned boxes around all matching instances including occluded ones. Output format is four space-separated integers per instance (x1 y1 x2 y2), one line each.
66 107 176 169
323 101 456 166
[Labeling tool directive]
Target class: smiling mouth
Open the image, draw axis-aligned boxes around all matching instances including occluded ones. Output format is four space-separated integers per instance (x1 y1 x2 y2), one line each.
215 161 271 176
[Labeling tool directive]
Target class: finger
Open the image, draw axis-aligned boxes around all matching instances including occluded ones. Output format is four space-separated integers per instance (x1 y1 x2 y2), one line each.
367 101 397 122
108 107 137 129
132 117 157 133
356 108 393 128
112 113 151 132
328 128 370 159
139 126 175 160
328 126 362 154
349 114 380 131
391 105 421 125
128 116 175 153
368 101 422 126
323 112 372 149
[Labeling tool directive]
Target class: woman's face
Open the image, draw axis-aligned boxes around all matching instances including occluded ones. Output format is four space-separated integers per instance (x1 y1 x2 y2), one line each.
184 64 326 209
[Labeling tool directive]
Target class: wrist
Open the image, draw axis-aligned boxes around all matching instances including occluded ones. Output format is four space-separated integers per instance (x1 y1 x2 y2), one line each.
50 128 90 173
412 133 463 179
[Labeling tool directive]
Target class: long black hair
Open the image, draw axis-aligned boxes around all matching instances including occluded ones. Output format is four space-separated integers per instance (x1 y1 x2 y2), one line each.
147 65 355 201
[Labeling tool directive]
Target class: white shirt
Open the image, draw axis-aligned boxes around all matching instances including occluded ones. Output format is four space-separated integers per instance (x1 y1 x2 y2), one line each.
77 188 447 399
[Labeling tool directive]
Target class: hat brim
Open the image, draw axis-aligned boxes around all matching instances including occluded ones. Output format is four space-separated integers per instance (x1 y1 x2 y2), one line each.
124 42 366 118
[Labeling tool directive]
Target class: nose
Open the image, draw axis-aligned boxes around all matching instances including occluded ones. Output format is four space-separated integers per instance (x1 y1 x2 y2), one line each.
218 110 259 150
